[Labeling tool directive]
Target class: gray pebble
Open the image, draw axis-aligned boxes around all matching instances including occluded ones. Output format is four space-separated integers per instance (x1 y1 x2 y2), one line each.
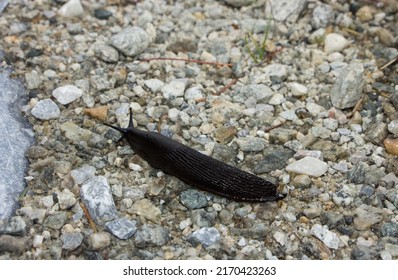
331 60 365 109
233 84 274 104
303 203 322 219
110 26 150 57
347 163 366 184
25 70 41 89
80 176 118 225
94 44 119 63
134 224 170 248
31 99 60 120
91 75 115 91
0 235 27 254
105 217 137 239
219 209 233 224
269 0 307 22
60 121 92 143
180 189 208 209
144 79 164 93
387 120 398 136
191 209 216 227
253 149 293 174
312 3 334 28
264 64 288 84
60 232 84 251
381 222 398 237
161 79 188 100
66 23 82 35
320 212 345 229
44 212 68 230
236 137 266 152
385 243 398 258
0 216 26 236
269 128 297 144
187 227 220 248
353 205 383 231
70 165 96 185
351 245 378 260
365 122 388 145
359 185 375 197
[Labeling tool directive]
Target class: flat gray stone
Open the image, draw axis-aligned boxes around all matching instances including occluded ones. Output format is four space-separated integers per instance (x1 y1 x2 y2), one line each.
134 224 170 248
94 44 119 63
269 0 308 22
70 165 96 185
0 69 35 222
110 26 150 57
81 176 118 225
331 60 365 109
105 217 137 240
61 232 84 251
31 99 60 120
187 227 221 248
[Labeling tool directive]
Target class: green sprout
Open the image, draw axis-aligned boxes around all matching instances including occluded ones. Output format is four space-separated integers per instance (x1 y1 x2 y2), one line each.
244 13 274 64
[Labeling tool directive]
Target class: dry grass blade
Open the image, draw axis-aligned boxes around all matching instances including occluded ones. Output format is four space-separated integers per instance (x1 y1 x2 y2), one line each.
380 55 398 71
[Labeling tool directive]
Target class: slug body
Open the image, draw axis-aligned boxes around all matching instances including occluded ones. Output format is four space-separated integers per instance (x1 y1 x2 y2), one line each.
106 110 285 202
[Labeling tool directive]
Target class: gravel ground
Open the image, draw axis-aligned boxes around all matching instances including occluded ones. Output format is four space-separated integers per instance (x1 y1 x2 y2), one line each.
1 0 398 260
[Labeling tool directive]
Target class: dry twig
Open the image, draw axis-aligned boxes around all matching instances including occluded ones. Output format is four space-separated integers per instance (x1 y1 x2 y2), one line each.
138 57 232 67
80 202 97 232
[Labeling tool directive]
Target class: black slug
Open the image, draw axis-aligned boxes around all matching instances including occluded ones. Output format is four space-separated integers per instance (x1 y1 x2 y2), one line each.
105 109 285 202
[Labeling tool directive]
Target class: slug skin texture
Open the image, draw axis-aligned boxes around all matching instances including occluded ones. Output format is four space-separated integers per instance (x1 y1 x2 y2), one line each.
106 109 285 202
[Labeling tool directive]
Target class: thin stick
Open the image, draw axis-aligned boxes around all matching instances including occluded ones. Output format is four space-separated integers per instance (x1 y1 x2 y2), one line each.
138 57 233 67
264 121 285 132
216 78 239 95
380 55 398 71
346 95 365 118
80 202 97 232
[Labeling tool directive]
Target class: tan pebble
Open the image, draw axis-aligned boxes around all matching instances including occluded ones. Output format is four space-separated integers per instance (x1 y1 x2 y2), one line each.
83 106 109 121
299 216 309 224
376 28 395 47
384 138 398 155
214 126 237 144
88 232 111 250
356 6 373 22
320 251 330 260
164 251 174 260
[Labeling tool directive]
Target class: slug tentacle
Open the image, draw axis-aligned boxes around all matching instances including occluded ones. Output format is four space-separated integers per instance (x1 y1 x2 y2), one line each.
106 108 285 202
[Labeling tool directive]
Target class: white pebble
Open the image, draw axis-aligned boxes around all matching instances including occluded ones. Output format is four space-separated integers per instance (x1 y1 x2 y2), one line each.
129 163 143 171
33 235 44 248
290 82 308 96
311 224 340 249
324 33 349 54
286 156 328 177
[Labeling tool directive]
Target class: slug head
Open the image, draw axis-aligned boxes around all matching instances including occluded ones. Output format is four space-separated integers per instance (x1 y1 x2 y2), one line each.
104 108 134 142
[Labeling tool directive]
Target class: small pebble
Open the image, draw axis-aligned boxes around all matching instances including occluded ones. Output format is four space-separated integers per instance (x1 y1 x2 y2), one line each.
31 99 60 120
187 227 221 248
52 85 83 105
